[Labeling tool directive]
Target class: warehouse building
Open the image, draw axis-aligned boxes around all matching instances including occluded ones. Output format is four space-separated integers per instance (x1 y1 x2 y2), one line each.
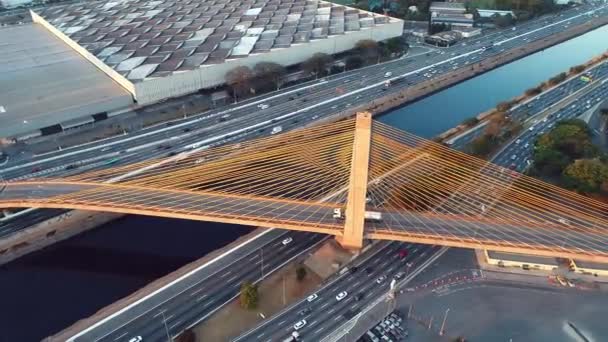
32 0 403 105
0 24 134 139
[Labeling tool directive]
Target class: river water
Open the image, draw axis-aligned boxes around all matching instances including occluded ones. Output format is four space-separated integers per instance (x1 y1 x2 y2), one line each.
1 24 607 342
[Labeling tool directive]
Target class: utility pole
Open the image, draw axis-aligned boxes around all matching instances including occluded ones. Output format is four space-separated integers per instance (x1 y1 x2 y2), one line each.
160 311 172 342
439 308 450 336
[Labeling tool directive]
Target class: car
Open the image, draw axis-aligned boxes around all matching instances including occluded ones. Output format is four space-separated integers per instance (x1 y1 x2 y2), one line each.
66 164 78 170
299 307 312 316
511 154 517 160
294 319 307 330
394 271 406 280
31 167 41 173
312 115 319 120
336 291 348 301
355 292 364 301
257 103 269 109
350 266 359 274
101 146 112 152
542 118 548 123
307 293 318 302
515 139 521 144
376 275 387 284
282 237 293 245
167 151 177 157
365 267 373 275
182 127 191 132
524 143 530 148
384 72 392 78
397 249 408 259
509 163 516 170
128 337 142 342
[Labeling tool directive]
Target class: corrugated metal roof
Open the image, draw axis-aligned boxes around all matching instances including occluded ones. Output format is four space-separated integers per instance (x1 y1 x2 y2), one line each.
36 0 398 82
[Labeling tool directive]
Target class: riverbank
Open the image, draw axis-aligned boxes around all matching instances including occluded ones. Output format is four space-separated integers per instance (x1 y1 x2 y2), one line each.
47 226 260 341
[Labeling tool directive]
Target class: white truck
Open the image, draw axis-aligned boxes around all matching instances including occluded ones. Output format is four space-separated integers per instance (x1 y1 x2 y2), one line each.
332 208 382 221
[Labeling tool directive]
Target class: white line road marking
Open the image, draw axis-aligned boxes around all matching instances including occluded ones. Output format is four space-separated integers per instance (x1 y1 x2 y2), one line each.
278 320 285 326
196 294 208 302
315 327 324 334
152 309 166 318
257 333 265 339
190 287 204 296
320 302 330 309
113 332 127 341
227 275 238 283
334 316 341 321
220 271 232 278
169 320 182 330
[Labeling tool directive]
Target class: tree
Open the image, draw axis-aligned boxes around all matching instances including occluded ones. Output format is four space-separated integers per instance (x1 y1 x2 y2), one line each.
225 66 254 102
492 13 514 28
562 159 608 193
533 148 570 176
296 265 307 281
355 39 380 64
302 53 333 79
385 37 405 55
462 117 479 127
548 72 567 86
569 65 586 74
525 86 542 97
175 329 196 342
496 101 513 112
345 55 364 70
254 62 287 91
470 135 497 157
240 281 259 309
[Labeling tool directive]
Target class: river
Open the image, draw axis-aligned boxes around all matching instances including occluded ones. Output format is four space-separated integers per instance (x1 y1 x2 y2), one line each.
1 24 607 342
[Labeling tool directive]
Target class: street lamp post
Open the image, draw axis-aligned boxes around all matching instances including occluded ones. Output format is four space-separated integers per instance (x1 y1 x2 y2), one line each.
160 311 172 342
439 308 450 336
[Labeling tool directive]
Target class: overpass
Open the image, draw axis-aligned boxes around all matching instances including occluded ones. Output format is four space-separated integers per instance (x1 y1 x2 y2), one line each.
1 113 608 262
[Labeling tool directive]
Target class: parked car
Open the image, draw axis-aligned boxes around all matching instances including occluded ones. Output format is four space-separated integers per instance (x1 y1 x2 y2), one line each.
336 291 348 301
307 293 318 302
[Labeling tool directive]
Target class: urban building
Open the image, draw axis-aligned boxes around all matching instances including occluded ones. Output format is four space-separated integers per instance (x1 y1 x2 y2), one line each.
429 2 474 28
0 0 31 9
33 0 403 105
476 9 517 19
424 30 461 46
452 26 481 37
572 260 608 277
484 250 559 271
0 24 133 139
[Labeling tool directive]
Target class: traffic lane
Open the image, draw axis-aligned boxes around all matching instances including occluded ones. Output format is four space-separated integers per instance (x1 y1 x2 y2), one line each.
260 244 439 342
232 242 403 341
100 233 325 342
70 230 314 342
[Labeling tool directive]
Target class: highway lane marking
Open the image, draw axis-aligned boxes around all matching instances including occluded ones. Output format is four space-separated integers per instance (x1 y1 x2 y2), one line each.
227 275 239 283
113 332 127 341
196 294 208 302
320 302 330 309
257 333 265 339
315 327 324 334
169 320 182 330
152 309 166 318
334 316 341 321
278 320 286 325
190 287 205 296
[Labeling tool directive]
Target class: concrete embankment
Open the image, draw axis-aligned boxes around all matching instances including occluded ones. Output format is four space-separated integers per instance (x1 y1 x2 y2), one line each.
0 210 124 266
47 226 266 341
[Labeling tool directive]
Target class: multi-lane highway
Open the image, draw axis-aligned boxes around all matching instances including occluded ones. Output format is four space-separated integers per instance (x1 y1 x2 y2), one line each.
62 230 325 342
494 66 608 171
1 3 606 241
233 242 442 342
2 4 608 342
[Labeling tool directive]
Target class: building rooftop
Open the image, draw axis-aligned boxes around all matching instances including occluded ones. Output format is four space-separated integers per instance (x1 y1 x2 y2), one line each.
37 0 393 83
574 260 608 271
430 1 465 11
487 251 559 266
0 23 133 138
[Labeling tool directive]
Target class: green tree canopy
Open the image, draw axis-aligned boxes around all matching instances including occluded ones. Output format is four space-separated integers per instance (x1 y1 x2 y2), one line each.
254 62 287 90
302 53 333 79
240 281 259 310
225 66 254 101
562 159 608 193
355 39 380 63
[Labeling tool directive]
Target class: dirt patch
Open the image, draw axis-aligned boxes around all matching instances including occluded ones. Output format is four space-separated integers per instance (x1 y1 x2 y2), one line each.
194 262 322 341
305 239 354 279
